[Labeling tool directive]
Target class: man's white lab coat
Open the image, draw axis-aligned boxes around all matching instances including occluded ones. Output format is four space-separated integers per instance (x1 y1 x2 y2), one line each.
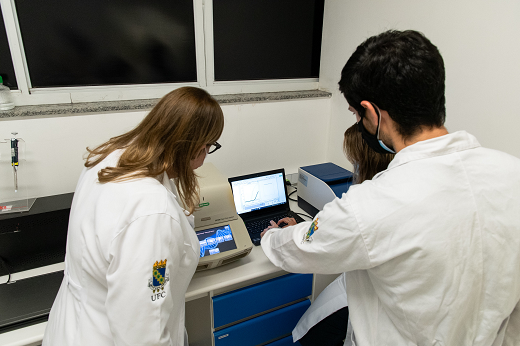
262 131 520 346
43 150 199 346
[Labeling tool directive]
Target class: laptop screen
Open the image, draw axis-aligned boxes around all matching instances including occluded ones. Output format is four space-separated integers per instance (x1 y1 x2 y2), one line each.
230 171 287 215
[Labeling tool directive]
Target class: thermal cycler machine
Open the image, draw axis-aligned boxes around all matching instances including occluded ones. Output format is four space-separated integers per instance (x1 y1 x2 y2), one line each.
191 163 253 271
297 162 354 217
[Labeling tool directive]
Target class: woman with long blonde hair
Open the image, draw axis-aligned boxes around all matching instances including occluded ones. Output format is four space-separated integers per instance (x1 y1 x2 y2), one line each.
43 87 224 346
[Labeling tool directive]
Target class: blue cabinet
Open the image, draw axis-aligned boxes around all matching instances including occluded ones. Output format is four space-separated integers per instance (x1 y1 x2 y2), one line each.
214 299 310 346
267 335 301 346
213 273 312 328
213 273 312 346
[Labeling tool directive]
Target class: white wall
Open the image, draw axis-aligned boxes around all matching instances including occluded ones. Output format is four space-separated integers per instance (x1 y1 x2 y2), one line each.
7 0 518 200
207 100 330 178
0 98 330 199
320 0 520 166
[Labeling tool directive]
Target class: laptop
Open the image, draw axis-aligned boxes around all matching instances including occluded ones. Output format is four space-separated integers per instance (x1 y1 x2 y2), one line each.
229 168 304 246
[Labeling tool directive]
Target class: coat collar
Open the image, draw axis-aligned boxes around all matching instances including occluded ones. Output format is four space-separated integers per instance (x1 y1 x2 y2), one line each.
160 172 177 198
385 130 481 171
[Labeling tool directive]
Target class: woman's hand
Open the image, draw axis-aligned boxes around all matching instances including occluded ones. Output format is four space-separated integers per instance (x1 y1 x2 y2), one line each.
260 217 297 238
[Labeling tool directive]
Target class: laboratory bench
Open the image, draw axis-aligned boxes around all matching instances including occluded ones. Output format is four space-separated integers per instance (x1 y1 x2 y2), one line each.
0 189 337 346
0 246 314 346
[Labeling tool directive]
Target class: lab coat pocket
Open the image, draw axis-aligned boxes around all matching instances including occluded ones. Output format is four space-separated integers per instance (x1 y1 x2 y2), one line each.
44 270 85 344
63 269 85 329
64 271 82 300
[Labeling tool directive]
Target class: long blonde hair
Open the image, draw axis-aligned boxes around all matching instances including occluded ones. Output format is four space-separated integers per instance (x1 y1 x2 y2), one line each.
85 87 224 214
343 123 394 184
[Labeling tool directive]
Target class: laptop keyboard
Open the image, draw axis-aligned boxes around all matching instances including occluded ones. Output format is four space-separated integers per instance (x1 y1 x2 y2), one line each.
245 213 293 246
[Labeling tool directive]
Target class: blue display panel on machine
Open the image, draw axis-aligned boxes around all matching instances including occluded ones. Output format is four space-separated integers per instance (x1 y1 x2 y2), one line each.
197 224 237 258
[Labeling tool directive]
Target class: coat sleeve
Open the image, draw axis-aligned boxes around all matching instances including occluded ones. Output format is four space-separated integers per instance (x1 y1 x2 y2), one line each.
105 213 185 346
261 196 372 274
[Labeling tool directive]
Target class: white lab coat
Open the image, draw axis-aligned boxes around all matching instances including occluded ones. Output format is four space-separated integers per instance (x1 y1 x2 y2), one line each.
43 149 199 346
262 131 520 346
292 273 348 341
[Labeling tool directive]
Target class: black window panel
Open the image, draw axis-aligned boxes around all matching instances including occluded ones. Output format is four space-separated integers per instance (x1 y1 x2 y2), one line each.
15 0 197 88
213 0 324 81
0 10 17 89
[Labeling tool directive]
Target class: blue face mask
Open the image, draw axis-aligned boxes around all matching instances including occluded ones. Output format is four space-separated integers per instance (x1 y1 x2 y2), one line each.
356 104 396 154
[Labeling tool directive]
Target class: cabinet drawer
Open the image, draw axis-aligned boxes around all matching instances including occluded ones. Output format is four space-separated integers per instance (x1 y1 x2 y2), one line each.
213 273 312 328
214 299 310 346
266 335 301 346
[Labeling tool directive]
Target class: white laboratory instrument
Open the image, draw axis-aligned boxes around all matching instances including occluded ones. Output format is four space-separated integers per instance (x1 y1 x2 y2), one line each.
297 163 353 217
192 163 253 271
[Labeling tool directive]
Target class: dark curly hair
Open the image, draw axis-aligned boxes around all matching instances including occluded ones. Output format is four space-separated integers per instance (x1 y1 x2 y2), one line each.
339 30 446 140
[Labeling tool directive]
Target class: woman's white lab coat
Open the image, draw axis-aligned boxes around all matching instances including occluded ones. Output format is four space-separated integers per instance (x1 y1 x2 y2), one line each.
292 273 349 342
262 131 520 346
43 149 199 346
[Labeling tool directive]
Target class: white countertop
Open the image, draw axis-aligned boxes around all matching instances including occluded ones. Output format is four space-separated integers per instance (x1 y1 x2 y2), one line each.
0 186 310 346
0 246 283 346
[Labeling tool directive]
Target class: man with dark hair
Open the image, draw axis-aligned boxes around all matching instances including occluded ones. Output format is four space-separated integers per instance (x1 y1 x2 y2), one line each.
339 30 446 145
262 30 520 345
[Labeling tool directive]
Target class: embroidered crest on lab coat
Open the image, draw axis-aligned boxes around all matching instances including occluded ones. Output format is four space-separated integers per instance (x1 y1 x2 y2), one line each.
148 259 170 299
302 218 318 243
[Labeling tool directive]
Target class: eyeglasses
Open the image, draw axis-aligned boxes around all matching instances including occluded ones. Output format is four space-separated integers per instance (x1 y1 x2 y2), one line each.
206 142 221 154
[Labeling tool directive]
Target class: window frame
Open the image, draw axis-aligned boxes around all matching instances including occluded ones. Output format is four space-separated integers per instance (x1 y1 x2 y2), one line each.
1 0 319 107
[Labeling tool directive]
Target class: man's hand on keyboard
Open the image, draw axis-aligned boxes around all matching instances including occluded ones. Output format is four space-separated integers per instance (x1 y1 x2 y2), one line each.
277 217 297 228
260 218 297 239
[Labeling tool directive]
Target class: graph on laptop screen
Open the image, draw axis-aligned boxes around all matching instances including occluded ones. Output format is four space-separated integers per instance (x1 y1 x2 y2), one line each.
231 173 287 214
